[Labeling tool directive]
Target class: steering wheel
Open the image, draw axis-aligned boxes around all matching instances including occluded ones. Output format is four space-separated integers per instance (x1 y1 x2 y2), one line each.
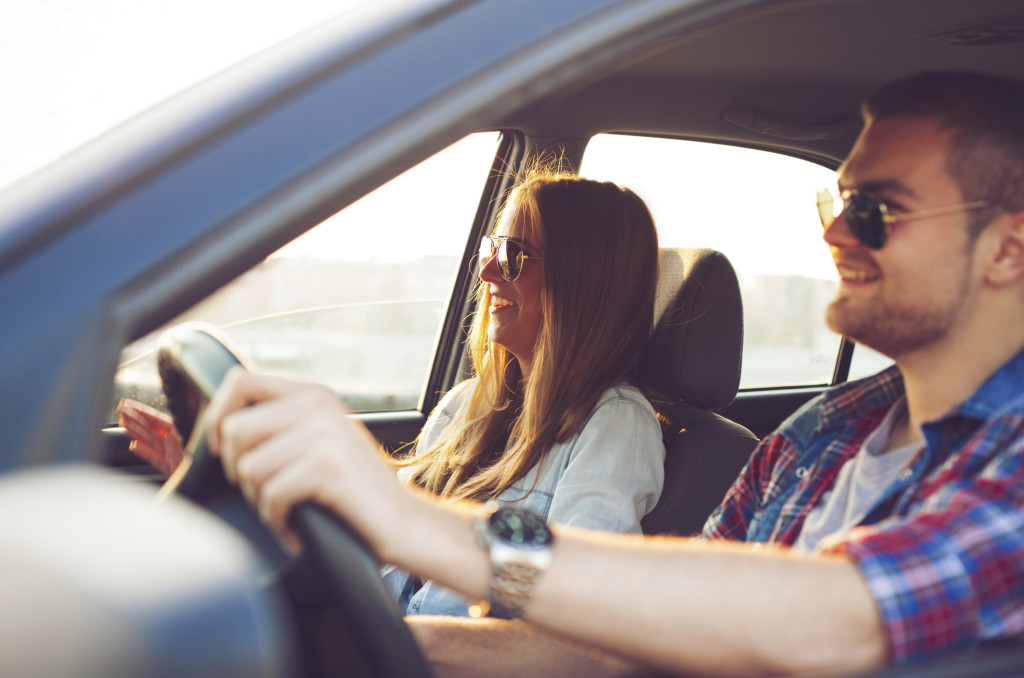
155 322 434 678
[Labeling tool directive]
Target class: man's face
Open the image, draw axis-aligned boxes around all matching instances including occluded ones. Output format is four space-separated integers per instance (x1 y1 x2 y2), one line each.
824 116 981 359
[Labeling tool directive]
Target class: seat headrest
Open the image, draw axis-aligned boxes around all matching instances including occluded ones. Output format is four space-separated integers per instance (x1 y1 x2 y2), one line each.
640 248 743 410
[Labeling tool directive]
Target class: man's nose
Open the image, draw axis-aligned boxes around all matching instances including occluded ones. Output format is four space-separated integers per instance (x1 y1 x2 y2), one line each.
822 210 862 249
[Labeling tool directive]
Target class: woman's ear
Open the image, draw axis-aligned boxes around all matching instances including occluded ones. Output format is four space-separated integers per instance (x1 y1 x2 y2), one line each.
985 211 1024 287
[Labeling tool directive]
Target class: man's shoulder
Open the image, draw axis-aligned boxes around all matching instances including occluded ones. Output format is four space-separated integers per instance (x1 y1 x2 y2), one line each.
955 347 1024 421
775 365 904 448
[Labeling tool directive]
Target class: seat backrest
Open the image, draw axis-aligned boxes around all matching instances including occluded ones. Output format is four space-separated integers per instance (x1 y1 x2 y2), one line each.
639 248 760 536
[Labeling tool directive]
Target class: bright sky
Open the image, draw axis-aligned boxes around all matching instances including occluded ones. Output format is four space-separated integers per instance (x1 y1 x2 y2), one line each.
0 0 495 265
1 0 837 278
0 0 367 190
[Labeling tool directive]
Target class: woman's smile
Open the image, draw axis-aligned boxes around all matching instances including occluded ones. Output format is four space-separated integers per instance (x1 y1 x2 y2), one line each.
489 292 517 312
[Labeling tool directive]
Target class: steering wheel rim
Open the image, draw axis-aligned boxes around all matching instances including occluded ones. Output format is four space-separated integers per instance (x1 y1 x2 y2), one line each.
156 322 434 678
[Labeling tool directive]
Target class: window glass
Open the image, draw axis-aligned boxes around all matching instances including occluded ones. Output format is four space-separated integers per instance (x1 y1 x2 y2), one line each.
112 133 498 420
581 134 840 389
848 341 894 381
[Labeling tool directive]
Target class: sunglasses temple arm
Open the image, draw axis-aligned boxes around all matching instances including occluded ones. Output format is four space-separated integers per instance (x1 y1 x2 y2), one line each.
883 200 991 224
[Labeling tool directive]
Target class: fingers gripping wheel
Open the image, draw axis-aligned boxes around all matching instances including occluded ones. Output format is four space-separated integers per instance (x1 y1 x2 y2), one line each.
155 322 434 678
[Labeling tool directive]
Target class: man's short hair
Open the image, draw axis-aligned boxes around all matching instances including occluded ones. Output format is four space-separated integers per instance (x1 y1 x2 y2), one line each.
864 71 1024 233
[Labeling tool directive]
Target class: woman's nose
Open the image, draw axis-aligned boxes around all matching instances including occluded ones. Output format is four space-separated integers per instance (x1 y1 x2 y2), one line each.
478 250 502 282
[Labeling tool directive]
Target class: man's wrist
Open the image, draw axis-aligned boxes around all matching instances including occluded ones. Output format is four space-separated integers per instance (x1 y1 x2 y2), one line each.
474 504 554 619
376 491 493 601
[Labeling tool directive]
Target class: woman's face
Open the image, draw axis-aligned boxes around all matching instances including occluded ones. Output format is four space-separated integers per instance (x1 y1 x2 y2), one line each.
479 199 545 378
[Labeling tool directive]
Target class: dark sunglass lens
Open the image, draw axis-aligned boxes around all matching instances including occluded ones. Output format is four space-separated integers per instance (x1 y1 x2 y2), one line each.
495 240 511 280
499 240 525 281
845 193 886 249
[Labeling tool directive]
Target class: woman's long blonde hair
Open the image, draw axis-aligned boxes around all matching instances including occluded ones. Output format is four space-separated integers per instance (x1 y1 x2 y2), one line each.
402 170 659 501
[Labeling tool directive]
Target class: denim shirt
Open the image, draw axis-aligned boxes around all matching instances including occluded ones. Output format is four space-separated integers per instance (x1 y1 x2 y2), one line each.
705 348 1024 664
382 382 665 617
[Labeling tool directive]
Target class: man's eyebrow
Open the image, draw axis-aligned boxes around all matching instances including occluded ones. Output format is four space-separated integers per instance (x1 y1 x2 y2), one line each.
839 177 919 200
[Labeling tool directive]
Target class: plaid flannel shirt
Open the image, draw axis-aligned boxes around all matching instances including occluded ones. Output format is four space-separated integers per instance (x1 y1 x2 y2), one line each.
704 350 1024 664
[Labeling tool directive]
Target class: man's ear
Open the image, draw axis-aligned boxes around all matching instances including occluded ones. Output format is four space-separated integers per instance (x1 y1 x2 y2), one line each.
985 211 1024 287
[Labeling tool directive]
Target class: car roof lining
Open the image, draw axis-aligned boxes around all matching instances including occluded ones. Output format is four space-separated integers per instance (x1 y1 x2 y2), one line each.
497 0 1024 167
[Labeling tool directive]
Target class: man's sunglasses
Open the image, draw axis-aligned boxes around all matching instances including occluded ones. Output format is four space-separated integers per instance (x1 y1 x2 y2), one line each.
816 187 990 250
479 235 543 282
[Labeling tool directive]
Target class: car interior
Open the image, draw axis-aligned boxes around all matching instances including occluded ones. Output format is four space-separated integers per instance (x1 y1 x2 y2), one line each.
107 0 1024 520
640 247 759 536
6 0 1024 676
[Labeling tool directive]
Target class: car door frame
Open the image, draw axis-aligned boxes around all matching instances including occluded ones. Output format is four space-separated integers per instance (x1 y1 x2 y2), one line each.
359 130 525 454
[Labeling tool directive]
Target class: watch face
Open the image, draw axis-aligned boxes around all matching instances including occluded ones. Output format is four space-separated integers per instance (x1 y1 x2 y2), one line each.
491 508 552 547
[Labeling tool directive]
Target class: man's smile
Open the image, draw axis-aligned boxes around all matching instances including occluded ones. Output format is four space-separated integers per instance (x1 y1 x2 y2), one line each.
835 264 881 283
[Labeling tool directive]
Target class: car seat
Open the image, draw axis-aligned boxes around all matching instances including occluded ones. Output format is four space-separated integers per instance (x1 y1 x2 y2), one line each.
639 247 760 536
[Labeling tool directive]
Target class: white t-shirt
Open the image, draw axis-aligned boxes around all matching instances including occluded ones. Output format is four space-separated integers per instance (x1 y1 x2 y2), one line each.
795 397 924 553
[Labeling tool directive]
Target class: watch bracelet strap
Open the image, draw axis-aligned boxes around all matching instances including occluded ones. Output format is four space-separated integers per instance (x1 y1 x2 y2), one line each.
487 560 543 619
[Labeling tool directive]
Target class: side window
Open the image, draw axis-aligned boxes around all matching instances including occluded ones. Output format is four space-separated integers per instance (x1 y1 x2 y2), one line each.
112 133 499 418
581 134 840 389
848 341 894 381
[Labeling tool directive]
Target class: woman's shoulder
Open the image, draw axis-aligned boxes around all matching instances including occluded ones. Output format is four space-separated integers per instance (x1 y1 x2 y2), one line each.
576 383 661 435
413 380 475 458
433 379 475 415
592 383 657 416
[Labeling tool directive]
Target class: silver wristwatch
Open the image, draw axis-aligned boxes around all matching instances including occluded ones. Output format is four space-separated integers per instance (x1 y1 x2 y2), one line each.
475 505 554 619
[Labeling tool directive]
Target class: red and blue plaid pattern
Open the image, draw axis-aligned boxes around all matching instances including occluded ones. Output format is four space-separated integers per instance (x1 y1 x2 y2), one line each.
704 359 1024 664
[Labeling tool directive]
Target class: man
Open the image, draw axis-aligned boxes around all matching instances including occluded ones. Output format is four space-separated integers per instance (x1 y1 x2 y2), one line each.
206 71 1024 676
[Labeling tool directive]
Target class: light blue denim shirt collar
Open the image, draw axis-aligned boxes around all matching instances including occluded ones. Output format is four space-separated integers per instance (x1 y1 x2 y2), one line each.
790 346 1024 448
826 346 1024 425
950 346 1024 421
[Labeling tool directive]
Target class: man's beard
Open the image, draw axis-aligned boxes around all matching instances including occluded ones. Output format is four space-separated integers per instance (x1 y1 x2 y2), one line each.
825 265 973 359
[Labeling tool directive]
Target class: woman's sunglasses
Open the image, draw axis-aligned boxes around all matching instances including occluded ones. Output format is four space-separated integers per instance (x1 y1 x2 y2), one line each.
479 235 543 282
816 187 990 250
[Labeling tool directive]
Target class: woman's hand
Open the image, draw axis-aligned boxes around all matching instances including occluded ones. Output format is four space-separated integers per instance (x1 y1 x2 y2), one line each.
118 399 185 476
203 368 413 556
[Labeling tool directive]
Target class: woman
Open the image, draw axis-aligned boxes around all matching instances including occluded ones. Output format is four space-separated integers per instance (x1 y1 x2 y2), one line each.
122 170 665 618
383 170 664 616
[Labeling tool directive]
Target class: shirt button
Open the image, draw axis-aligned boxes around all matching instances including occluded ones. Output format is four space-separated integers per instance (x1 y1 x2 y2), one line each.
899 467 913 481
412 604 420 612
796 467 809 479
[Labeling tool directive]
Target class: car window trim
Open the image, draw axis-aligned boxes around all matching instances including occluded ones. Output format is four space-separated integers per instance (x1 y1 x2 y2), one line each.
419 130 523 416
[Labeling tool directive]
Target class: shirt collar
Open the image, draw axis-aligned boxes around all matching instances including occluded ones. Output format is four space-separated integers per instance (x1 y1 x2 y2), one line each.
948 346 1024 421
818 365 904 432
819 345 1024 430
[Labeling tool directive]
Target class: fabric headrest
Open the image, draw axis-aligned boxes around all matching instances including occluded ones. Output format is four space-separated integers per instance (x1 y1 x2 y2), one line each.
640 248 744 410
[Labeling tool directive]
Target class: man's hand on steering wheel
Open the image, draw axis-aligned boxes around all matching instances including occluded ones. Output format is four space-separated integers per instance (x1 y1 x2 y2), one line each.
204 368 408 558
155 324 436 678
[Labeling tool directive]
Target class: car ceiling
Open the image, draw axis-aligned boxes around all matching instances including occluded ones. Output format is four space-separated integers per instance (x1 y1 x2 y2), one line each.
503 0 1024 168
